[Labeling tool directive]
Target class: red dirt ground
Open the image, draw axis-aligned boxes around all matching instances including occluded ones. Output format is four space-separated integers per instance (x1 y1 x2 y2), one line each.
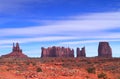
0 57 120 79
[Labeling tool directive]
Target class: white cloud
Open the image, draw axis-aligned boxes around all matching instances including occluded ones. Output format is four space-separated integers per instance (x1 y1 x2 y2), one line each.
0 0 60 13
0 36 78 45
0 11 120 37
0 45 11 49
60 39 120 45
0 11 120 45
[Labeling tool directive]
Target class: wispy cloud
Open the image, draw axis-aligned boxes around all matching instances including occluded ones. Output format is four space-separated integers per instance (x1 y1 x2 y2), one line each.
0 11 120 45
0 11 120 35
0 36 78 45
0 0 62 13
60 39 120 45
0 45 11 49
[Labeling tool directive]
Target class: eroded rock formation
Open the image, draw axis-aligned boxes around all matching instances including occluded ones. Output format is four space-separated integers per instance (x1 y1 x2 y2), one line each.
77 47 86 57
1 43 28 58
98 42 112 57
41 46 74 57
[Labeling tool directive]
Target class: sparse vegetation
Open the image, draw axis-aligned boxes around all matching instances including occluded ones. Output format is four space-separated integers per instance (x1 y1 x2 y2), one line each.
0 57 119 79
36 67 42 72
98 72 107 79
87 67 96 74
117 77 120 79
26 62 30 65
85 76 90 79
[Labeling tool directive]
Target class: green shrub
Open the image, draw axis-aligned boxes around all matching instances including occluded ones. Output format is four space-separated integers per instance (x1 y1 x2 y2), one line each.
26 62 30 65
32 62 36 66
98 72 107 79
87 67 96 74
36 67 42 72
118 77 120 79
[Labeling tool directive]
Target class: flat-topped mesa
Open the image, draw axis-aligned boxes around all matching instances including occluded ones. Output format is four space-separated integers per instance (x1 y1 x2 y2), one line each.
1 43 28 58
77 47 86 57
98 42 112 58
41 46 74 57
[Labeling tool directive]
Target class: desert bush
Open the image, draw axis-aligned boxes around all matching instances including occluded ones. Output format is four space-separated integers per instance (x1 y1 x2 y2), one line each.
32 62 36 66
36 67 42 72
26 62 30 65
85 76 89 79
87 67 96 74
98 72 107 79
87 61 92 64
117 77 120 79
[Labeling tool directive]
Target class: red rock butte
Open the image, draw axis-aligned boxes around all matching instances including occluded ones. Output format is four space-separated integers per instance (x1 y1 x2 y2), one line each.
1 43 28 58
98 42 112 57
41 46 74 57
77 47 86 57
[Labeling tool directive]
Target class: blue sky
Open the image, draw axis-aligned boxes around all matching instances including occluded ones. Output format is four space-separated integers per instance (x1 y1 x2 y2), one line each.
0 0 120 57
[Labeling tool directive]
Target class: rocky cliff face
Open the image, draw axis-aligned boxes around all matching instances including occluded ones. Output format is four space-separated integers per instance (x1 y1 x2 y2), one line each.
77 47 86 57
1 43 28 58
41 46 74 57
98 42 112 57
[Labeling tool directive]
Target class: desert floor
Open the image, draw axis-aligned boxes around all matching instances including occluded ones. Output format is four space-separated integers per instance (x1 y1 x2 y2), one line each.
0 57 120 79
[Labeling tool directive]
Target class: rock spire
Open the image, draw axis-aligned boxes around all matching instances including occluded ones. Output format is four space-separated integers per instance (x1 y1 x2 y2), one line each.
1 43 28 58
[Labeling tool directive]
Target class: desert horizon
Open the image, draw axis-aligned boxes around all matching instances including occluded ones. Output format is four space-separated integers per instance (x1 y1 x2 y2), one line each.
0 41 119 58
0 0 120 79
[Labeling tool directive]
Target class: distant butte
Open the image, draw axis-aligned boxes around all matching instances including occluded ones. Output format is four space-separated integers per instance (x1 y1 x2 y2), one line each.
77 47 86 57
1 43 28 58
41 46 74 57
98 42 112 58
0 41 114 58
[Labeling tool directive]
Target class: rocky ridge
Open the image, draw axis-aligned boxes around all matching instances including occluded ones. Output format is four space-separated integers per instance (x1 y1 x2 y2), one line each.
41 46 74 57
